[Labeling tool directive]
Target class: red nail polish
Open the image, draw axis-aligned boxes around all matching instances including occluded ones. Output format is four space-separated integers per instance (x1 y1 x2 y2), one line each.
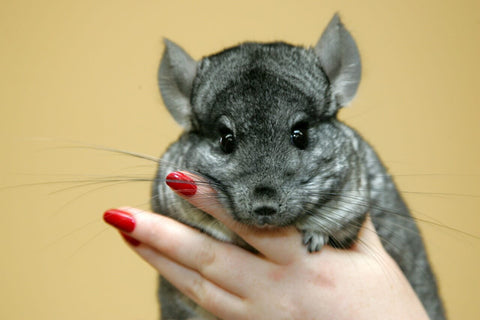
120 232 141 247
166 172 197 196
103 209 136 233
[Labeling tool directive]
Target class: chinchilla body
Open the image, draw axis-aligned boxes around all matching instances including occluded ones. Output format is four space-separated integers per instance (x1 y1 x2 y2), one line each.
151 14 445 320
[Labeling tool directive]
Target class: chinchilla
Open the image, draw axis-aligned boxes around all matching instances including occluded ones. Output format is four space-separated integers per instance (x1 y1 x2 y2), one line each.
151 14 446 320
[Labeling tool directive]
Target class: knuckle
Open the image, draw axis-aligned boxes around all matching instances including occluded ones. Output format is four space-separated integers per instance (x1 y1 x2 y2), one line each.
183 275 206 304
199 288 218 312
195 237 217 271
183 275 218 310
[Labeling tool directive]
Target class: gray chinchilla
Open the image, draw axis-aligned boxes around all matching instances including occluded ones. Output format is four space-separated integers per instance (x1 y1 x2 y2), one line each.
151 13 446 320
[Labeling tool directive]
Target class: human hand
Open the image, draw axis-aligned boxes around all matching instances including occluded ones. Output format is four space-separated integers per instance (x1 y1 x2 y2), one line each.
103 171 429 320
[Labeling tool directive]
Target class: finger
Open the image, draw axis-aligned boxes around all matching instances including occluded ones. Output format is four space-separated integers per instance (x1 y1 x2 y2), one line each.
351 215 406 289
354 214 386 254
104 207 267 297
135 244 246 320
166 171 305 264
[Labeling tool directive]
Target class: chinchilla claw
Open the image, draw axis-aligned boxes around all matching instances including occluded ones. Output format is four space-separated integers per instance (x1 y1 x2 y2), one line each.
302 230 328 253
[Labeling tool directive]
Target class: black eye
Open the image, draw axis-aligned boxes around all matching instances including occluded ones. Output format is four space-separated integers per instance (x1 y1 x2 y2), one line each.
291 122 308 150
219 130 235 154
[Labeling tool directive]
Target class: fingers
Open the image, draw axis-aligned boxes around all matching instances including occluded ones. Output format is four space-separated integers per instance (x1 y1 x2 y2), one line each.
104 207 265 298
134 244 245 320
166 171 305 264
355 215 384 251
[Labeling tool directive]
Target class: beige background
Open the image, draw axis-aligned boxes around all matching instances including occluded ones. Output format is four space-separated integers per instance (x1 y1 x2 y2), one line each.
1 0 479 319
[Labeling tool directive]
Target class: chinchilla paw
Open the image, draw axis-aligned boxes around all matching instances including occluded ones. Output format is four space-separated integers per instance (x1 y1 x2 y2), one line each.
302 230 329 253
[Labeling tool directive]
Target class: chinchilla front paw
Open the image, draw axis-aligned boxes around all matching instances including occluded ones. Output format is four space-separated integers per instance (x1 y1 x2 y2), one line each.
301 229 329 253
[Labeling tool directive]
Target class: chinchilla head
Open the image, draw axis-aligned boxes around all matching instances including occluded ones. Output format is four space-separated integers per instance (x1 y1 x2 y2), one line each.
156 14 364 228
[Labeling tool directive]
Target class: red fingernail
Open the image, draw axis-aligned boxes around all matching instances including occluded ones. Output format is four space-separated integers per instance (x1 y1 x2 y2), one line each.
120 232 141 247
103 209 136 233
166 172 197 196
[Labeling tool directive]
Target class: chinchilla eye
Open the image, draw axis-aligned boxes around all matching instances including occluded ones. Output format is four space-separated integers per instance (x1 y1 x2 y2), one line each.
291 122 308 150
219 130 235 154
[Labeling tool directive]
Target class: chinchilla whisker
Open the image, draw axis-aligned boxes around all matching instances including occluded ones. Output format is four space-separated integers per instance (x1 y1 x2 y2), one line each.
44 142 161 163
308 191 454 223
303 200 420 241
50 180 151 218
187 201 229 214
48 177 154 195
0 179 105 190
358 232 441 284
113 164 158 171
66 228 109 262
130 199 158 211
164 177 229 196
44 217 102 249
319 195 479 239
299 207 406 265
150 191 226 215
318 197 480 248
300 205 345 230
306 203 398 250
361 172 480 178
399 190 480 199
354 238 402 285
310 186 480 200
1 174 155 192
316 206 416 265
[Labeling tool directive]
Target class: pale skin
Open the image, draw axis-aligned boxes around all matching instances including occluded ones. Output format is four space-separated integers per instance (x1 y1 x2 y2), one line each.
106 172 430 320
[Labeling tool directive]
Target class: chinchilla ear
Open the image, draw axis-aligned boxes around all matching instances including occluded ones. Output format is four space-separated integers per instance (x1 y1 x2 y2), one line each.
315 14 361 107
158 39 197 130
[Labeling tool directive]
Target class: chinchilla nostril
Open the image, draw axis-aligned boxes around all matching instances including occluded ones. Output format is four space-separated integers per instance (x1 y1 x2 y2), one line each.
254 206 277 216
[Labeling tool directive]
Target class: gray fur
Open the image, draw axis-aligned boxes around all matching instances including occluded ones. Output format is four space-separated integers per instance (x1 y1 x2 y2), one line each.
152 14 445 320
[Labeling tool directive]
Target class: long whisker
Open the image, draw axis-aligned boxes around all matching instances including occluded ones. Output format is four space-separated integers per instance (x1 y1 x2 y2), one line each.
51 145 161 163
303 191 480 239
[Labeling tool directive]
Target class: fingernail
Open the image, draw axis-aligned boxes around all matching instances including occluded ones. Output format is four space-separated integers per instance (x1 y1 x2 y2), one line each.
103 209 136 233
166 172 197 196
120 232 141 247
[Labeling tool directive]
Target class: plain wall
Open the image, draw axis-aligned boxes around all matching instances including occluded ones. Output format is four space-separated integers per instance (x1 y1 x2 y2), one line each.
1 0 479 319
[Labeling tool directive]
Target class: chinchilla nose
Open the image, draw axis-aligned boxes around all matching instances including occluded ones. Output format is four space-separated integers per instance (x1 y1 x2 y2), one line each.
252 185 279 216
253 206 277 216
253 185 277 198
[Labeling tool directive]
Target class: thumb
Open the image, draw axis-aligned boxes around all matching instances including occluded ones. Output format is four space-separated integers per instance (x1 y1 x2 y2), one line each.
354 214 386 254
